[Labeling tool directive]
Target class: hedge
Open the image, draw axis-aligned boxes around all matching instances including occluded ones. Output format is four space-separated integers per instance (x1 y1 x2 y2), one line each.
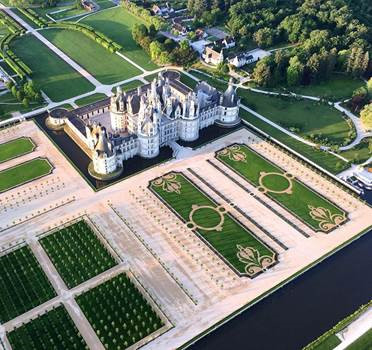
47 22 122 53
0 12 25 34
17 8 48 28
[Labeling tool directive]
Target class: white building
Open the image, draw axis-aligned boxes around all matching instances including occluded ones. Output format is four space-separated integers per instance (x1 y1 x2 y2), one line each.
47 72 240 178
229 48 271 68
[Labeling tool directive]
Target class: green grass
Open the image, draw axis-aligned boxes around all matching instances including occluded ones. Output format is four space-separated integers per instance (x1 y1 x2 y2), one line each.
180 73 198 89
150 172 276 276
0 92 44 121
217 144 346 232
307 334 341 350
0 245 57 323
11 34 94 102
12 8 39 28
81 7 157 70
40 220 117 289
189 70 228 91
0 137 35 163
48 6 86 21
238 89 352 145
0 158 53 192
111 79 144 93
75 93 108 107
340 138 371 164
347 329 372 350
7 305 88 350
41 28 142 85
278 74 365 101
76 273 164 349
239 109 349 174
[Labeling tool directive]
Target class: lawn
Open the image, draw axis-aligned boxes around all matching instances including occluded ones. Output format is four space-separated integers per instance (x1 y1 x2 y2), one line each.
41 28 142 84
0 157 53 192
75 93 108 107
239 109 349 174
81 7 157 70
0 245 56 323
189 70 228 91
180 73 198 89
7 305 88 350
281 74 365 101
48 6 87 21
238 89 352 146
340 138 371 164
115 79 144 92
10 34 94 102
0 137 35 163
76 273 164 349
150 172 276 276
0 92 44 121
216 144 347 232
347 329 372 350
40 220 117 289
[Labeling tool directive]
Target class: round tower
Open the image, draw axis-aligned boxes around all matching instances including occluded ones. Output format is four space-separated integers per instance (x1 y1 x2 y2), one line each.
217 78 240 127
179 94 199 142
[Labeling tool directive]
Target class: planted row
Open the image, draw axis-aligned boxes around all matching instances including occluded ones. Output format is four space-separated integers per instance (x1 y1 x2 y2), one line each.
48 22 122 53
0 11 25 34
17 8 48 28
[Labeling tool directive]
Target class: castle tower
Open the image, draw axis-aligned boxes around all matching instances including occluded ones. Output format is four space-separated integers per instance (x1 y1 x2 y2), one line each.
110 86 127 133
137 108 160 159
217 78 240 127
179 93 199 142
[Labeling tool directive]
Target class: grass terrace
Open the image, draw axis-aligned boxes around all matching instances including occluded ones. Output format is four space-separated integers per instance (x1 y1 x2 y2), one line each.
10 34 94 101
238 89 353 146
347 329 372 350
76 273 165 349
150 172 276 277
0 245 56 323
81 7 157 70
7 305 88 350
0 92 44 121
239 110 349 174
0 157 53 193
75 93 108 107
40 220 117 289
216 144 347 232
48 6 87 21
0 137 35 163
41 28 142 85
111 79 144 93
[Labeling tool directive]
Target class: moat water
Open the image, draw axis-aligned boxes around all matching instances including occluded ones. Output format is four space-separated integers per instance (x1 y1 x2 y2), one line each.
191 190 372 350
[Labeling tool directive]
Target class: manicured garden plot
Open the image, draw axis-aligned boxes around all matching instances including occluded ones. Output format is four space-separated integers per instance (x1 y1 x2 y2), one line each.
76 273 164 349
7 305 88 350
238 89 352 146
150 172 276 276
0 245 56 323
347 329 372 350
216 144 347 232
81 7 157 70
180 73 198 89
340 138 372 164
48 7 86 21
10 34 94 101
0 137 35 163
0 157 53 193
75 93 107 107
40 220 117 289
41 28 141 85
113 79 144 92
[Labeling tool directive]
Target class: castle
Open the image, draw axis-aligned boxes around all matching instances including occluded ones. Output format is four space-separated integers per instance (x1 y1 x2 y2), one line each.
47 71 240 179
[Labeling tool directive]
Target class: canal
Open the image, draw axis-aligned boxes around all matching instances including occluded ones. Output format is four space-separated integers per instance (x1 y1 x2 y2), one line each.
190 191 372 350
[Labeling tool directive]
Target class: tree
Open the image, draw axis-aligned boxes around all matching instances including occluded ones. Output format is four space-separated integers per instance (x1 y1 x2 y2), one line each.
253 28 275 48
360 103 372 131
287 56 304 86
22 97 29 108
253 60 272 87
367 78 372 97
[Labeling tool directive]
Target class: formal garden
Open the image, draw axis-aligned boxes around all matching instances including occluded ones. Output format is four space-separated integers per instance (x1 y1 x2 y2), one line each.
216 144 347 232
6 305 88 350
0 157 53 193
0 245 56 323
40 220 118 289
0 136 35 163
149 171 277 277
40 28 141 85
76 273 165 349
10 34 94 101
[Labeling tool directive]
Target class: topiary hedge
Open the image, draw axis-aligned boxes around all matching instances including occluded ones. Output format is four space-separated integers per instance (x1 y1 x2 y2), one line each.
17 8 48 28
